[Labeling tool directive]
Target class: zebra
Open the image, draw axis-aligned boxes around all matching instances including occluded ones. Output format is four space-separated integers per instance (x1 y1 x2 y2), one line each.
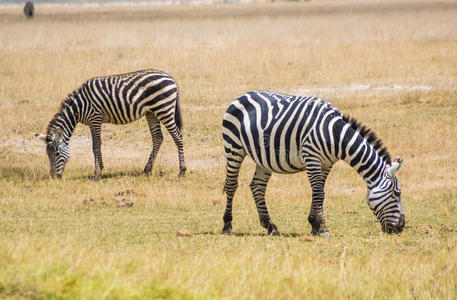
221 91 404 236
44 69 186 181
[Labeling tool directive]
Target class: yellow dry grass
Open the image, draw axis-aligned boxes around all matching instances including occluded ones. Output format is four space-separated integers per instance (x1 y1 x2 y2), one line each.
1 1 456 298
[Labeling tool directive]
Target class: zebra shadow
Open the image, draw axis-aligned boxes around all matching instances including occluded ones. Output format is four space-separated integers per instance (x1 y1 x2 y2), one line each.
100 170 145 179
72 170 145 180
196 231 307 238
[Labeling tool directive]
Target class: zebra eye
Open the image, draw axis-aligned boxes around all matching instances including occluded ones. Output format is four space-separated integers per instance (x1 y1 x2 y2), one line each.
393 190 401 197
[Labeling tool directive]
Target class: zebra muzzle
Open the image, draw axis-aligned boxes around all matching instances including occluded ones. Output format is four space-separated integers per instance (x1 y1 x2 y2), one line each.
383 214 405 234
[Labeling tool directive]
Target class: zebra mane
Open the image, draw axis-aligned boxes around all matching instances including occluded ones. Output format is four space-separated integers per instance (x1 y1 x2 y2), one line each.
45 93 77 143
342 115 392 165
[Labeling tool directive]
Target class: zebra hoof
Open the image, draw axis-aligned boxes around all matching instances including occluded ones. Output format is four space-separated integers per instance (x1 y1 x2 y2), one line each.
266 223 280 236
178 167 186 178
143 166 152 175
320 231 331 238
270 230 280 236
221 225 232 235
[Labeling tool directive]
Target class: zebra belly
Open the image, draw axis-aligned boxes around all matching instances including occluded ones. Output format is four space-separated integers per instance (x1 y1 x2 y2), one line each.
104 115 139 125
241 131 307 174
99 106 140 125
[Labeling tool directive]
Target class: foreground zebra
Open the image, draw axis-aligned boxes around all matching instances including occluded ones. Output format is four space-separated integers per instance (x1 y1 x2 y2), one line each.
45 69 186 181
222 91 404 236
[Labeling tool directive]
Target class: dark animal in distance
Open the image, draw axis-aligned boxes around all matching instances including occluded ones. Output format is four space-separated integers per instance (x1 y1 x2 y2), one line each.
23 2 34 19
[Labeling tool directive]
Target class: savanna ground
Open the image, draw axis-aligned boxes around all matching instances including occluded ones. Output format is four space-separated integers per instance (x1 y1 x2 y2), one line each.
1 0 457 298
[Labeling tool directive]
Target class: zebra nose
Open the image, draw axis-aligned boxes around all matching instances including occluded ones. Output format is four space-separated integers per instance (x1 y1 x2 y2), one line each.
399 213 405 228
392 214 405 234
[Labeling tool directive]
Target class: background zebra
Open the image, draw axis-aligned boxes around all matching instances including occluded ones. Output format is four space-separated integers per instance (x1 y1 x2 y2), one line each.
23 2 34 19
44 69 186 181
222 91 404 236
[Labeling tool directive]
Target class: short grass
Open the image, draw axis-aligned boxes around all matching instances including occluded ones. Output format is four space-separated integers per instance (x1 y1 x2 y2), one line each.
1 1 457 299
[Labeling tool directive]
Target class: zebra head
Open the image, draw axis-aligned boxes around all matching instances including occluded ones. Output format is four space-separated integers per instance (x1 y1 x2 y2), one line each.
45 128 69 179
366 157 405 234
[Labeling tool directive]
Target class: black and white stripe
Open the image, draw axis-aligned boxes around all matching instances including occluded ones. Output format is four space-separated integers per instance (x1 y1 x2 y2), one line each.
222 91 404 236
45 69 186 180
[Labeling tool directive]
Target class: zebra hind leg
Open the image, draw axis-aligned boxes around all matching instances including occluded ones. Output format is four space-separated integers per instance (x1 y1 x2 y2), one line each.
222 150 245 235
250 165 279 236
155 113 186 177
144 112 163 175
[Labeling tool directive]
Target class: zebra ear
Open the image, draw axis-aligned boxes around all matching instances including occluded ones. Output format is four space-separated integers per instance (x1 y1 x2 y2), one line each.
387 157 404 178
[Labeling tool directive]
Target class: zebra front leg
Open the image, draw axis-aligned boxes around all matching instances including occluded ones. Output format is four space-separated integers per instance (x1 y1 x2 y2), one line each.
90 123 103 181
250 166 279 236
144 112 163 175
305 159 332 237
222 151 245 234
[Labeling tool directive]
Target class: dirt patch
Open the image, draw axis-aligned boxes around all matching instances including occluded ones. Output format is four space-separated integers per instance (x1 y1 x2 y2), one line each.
0 133 92 156
0 135 46 155
187 156 224 168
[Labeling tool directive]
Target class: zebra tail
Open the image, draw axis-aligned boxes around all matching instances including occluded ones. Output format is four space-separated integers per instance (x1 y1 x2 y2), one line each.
175 95 183 131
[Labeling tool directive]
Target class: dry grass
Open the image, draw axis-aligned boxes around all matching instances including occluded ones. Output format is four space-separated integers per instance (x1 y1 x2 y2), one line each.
1 1 457 299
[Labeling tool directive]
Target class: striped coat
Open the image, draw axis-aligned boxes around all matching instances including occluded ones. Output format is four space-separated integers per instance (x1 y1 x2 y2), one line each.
222 91 404 236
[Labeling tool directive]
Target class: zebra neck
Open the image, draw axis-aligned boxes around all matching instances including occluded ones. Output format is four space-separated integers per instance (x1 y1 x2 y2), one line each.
49 119 75 146
47 102 78 145
339 126 387 188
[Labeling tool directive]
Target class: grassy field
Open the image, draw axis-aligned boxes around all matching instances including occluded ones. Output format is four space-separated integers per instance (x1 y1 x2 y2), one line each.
1 0 457 298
